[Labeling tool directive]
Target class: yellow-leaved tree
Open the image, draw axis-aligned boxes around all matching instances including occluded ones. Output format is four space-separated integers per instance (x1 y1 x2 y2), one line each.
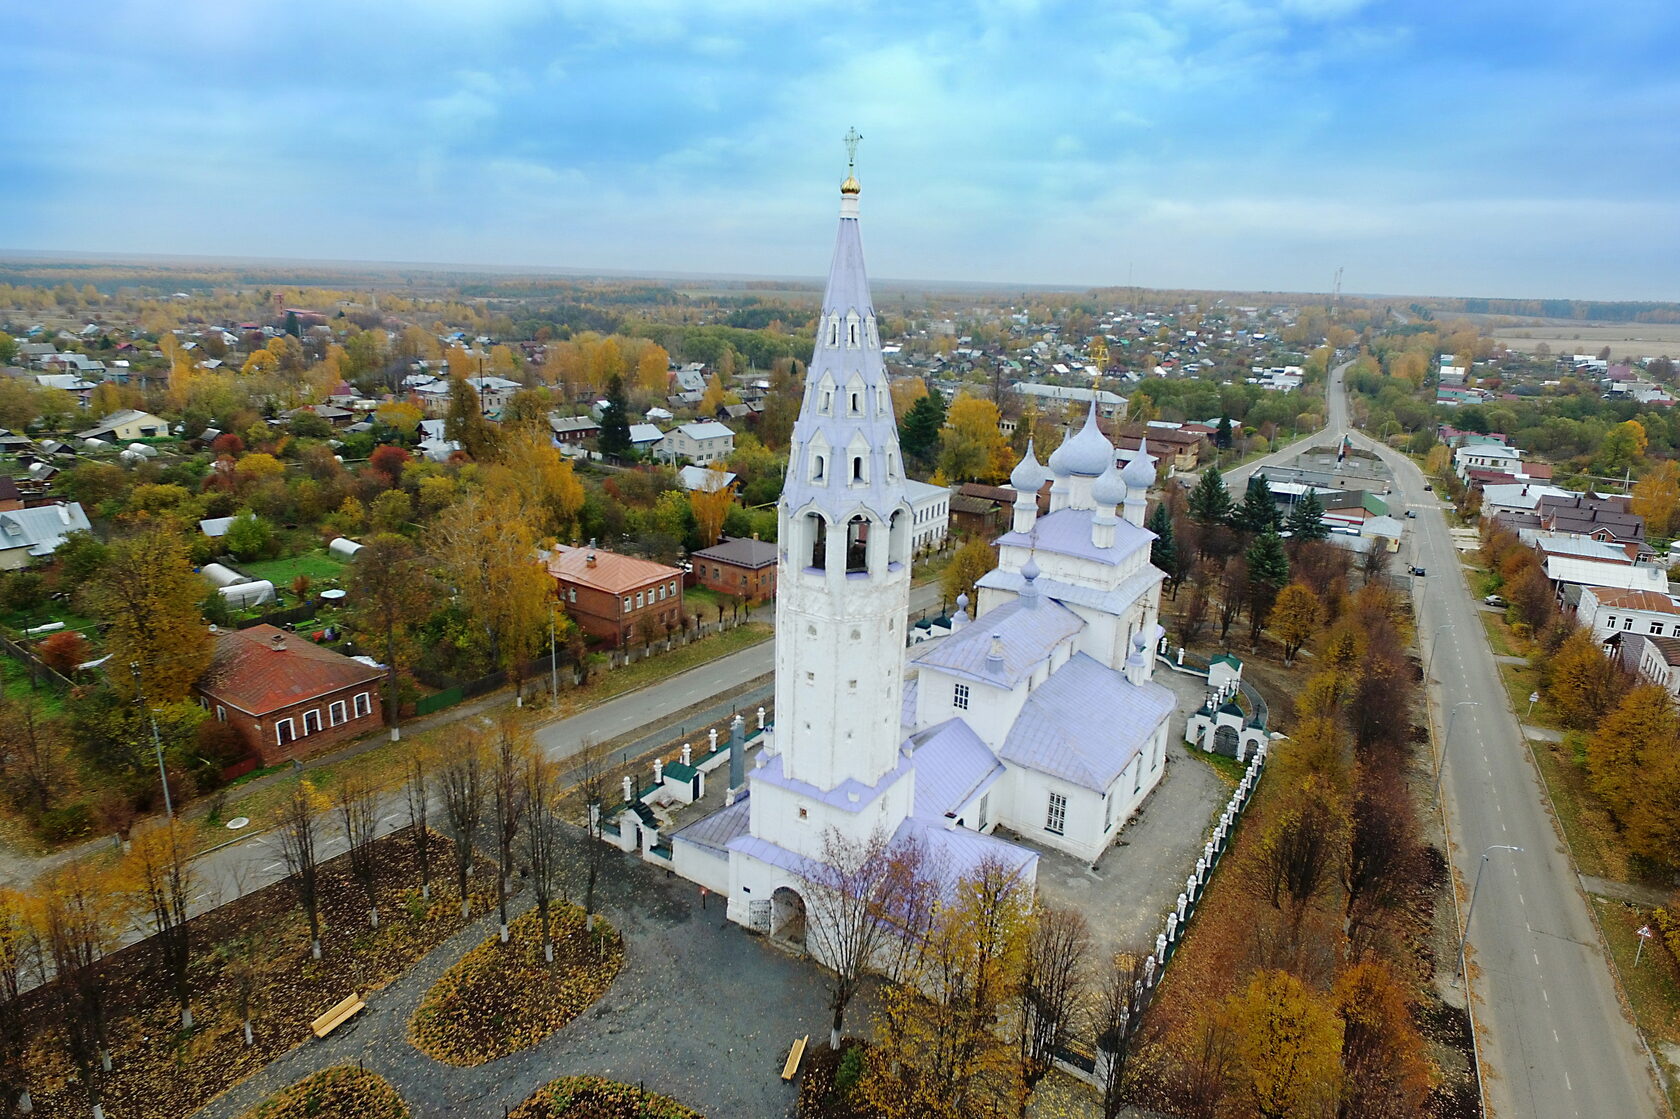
1586 684 1680 863
937 394 1013 484
1631 460 1680 539
1269 582 1321 665
1221 969 1343 1119
91 527 213 703
435 489 555 688
688 463 735 549
482 425 585 540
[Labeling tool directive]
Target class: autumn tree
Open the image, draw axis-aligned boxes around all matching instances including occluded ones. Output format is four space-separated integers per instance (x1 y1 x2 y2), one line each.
634 341 670 397
277 779 328 959
345 534 441 738
1597 418 1648 475
1221 970 1343 1119
121 820 197 1028
0 689 66 817
801 828 920 1049
1545 628 1626 730
521 751 566 964
37 862 126 1109
1586 684 1680 865
1254 777 1347 932
1233 476 1279 534
443 373 495 459
1334 961 1432 1118
0 888 35 1111
438 732 486 917
406 749 434 900
863 855 1030 1119
435 489 554 687
1631 460 1680 539
335 772 382 928
938 394 1012 484
1270 583 1320 665
485 425 586 540
90 527 212 703
489 717 531 943
1014 906 1090 1108
688 464 735 549
35 630 89 676
1092 952 1151 1119
941 537 998 608
574 737 616 931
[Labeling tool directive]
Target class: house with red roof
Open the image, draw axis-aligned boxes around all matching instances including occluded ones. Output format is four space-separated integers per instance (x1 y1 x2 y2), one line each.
546 545 684 647
195 624 383 762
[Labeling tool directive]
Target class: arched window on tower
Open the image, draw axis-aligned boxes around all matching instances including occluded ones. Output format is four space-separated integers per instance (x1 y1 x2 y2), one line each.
812 453 825 482
807 512 828 571
821 389 833 413
849 391 860 414
848 320 859 345
852 455 864 483
846 515 870 573
828 319 839 346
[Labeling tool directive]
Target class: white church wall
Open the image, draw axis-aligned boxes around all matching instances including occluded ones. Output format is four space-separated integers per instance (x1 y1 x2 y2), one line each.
673 839 730 895
746 761 916 863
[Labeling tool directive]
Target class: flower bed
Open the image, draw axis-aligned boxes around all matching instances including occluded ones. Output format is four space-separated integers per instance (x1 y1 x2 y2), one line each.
408 905 623 1066
509 1076 701 1118
238 1066 409 1119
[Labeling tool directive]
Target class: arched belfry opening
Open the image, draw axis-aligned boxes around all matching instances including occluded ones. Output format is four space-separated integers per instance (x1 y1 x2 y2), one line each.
807 512 828 570
846 515 870 573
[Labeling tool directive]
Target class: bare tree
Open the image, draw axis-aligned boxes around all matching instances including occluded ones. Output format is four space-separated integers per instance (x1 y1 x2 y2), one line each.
573 736 613 930
800 828 913 1049
218 930 269 1047
1217 557 1248 643
1092 952 1150 1119
490 718 531 943
1255 778 1347 934
276 779 325 960
121 820 196 1028
405 749 433 900
0 888 37 1115
335 772 382 928
438 732 486 918
521 752 565 963
1015 906 1090 1111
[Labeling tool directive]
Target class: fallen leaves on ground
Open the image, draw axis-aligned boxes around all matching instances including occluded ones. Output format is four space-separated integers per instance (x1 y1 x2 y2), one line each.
237 1065 410 1119
509 1075 702 1118
408 904 623 1066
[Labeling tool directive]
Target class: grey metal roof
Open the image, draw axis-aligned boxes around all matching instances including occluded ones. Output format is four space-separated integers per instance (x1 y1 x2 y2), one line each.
977 563 1164 618
908 718 1005 819
691 535 776 568
910 596 1083 688
999 652 1175 791
994 507 1153 567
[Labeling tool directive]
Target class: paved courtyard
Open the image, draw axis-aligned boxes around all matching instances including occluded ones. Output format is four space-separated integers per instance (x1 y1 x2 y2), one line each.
1010 664 1235 967
193 830 831 1119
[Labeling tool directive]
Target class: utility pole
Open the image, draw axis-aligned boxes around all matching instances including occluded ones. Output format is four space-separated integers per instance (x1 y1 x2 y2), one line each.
129 661 173 819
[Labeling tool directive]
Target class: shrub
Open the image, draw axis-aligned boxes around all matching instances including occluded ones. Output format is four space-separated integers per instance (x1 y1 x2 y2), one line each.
36 802 93 843
37 630 90 674
509 1076 700 1119
0 571 46 613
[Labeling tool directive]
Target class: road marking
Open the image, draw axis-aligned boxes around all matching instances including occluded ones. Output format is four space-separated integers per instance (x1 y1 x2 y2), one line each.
1542 987 1549 1004
1554 1029 1560 1043
1564 1071 1572 1091
263 861 283 872
1518 893 1525 906
1534 951 1541 966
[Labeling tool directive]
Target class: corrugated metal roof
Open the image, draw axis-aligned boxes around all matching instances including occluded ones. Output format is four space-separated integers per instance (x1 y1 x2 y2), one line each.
994 507 1153 567
1546 556 1668 593
907 719 1006 819
1000 652 1175 791
910 596 1083 687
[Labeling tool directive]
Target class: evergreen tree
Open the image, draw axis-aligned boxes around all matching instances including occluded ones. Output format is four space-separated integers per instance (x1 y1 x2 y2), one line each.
1245 527 1291 642
1285 487 1330 542
899 390 946 464
1147 502 1177 583
597 374 632 459
1234 476 1279 534
284 309 300 337
1188 468 1233 526
1215 414 1234 449
444 373 493 459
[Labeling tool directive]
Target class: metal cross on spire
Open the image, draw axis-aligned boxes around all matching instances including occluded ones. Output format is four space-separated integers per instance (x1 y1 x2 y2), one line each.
843 126 862 171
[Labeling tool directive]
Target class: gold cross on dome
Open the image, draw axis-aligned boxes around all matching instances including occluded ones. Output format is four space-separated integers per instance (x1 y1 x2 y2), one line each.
843 127 862 171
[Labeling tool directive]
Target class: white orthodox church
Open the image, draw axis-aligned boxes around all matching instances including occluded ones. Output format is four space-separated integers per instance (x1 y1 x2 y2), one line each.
669 161 1176 938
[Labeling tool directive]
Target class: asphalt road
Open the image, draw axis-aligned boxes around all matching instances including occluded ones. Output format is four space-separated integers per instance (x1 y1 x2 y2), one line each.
1321 368 1665 1117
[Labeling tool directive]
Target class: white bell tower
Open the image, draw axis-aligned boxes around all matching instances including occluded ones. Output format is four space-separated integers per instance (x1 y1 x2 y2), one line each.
772 135 913 795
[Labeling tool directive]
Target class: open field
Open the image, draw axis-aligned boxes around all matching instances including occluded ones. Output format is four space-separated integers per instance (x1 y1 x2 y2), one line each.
1495 322 1680 360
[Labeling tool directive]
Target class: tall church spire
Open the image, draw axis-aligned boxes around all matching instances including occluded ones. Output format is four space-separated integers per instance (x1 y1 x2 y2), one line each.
781 132 908 529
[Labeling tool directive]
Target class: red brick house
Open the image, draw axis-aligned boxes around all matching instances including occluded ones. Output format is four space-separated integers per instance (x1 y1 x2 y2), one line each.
691 536 777 602
547 545 685 647
196 624 383 763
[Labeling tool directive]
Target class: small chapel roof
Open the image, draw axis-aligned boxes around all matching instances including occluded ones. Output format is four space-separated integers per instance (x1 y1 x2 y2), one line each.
994 506 1153 567
1000 652 1176 791
907 718 1006 820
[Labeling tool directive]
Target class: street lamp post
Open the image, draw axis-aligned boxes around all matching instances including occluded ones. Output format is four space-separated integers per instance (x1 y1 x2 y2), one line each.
1458 844 1522 980
1434 700 1481 798
1427 622 1456 678
129 662 173 819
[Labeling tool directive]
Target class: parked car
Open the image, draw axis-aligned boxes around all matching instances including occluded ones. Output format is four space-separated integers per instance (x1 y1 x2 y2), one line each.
1485 594 1507 606
1404 510 1417 518
1409 565 1427 576
1423 483 1434 491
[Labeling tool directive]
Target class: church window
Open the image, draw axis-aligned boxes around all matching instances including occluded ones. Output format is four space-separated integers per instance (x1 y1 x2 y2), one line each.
809 513 828 569
1104 791 1114 831
851 628 861 641
848 679 857 691
822 389 833 413
1046 792 1067 836
848 320 858 345
1133 759 1142 793
850 391 860 414
852 456 864 482
813 454 825 481
806 672 814 683
798 806 809 819
828 320 838 346
953 682 970 710
807 624 817 636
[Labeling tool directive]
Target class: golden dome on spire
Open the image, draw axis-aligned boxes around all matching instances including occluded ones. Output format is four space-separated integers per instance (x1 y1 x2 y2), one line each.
840 173 861 195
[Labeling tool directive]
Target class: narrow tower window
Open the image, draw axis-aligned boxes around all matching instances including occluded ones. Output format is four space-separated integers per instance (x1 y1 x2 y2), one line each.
850 391 860 414
828 320 838 345
849 321 858 345
846 515 869 573
812 454 825 481
822 389 833 413
808 513 828 570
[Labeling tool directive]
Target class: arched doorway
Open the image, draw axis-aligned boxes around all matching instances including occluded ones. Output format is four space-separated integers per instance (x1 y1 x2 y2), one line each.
771 886 807 948
1213 725 1239 758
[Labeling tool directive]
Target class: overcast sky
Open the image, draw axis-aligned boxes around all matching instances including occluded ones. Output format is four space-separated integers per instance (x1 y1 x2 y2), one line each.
5 0 1676 301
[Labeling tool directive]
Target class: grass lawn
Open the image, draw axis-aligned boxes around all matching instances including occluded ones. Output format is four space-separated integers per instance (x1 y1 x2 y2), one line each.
238 1067 410 1119
558 622 772 715
0 657 67 718
0 601 100 640
1179 742 1243 786
1593 898 1680 1113
239 549 347 588
1478 610 1517 659
683 585 726 618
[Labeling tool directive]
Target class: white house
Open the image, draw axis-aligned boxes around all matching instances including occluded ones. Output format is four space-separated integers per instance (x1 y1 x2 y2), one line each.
1636 636 1680 696
1455 444 1524 478
0 503 92 570
1576 586 1680 643
74 409 168 443
656 421 735 465
903 479 950 555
